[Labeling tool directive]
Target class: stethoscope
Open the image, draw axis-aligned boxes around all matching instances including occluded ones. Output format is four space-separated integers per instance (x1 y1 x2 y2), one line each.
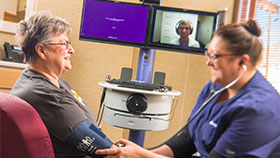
150 65 247 149
186 64 247 125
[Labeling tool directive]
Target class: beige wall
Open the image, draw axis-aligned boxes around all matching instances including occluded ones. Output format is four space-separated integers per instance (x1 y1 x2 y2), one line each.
0 0 235 148
0 0 18 19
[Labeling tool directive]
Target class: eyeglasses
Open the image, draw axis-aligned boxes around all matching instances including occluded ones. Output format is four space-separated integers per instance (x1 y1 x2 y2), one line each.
178 27 191 30
46 41 71 49
204 50 237 62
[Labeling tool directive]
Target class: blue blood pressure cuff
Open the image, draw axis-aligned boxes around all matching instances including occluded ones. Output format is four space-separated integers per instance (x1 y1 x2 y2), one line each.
66 119 113 157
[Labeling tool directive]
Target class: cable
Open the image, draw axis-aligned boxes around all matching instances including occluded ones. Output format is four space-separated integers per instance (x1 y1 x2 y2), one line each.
169 96 178 121
97 103 105 126
96 88 107 126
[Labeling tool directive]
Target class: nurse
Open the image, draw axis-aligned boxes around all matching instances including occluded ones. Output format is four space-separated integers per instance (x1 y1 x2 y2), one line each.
96 19 280 158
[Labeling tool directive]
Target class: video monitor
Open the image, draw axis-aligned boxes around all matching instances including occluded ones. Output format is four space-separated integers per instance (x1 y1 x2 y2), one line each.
148 6 217 53
80 0 151 47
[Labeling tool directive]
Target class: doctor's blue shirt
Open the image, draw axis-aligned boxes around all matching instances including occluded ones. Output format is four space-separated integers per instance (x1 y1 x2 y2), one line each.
188 71 280 158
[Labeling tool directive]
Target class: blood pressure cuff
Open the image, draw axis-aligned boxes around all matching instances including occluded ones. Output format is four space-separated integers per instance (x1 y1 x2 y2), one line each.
66 119 113 157
164 124 197 157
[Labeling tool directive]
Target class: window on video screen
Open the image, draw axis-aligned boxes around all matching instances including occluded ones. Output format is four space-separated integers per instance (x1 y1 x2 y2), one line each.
151 9 216 49
81 0 149 44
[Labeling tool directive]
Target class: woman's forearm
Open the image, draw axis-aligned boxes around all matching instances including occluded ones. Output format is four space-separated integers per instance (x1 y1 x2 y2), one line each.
149 144 174 157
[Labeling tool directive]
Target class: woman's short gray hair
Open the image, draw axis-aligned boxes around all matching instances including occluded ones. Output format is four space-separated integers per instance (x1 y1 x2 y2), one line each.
15 11 72 63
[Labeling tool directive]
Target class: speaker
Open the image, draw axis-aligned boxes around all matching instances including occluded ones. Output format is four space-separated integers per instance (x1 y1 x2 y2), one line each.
120 67 132 82
153 72 166 85
175 19 193 35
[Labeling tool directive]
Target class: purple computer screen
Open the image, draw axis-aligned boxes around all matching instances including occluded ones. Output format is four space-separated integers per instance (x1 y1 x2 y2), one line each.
81 0 149 44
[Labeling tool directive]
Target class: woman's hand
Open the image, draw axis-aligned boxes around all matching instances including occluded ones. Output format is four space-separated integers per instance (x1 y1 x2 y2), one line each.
95 139 144 158
95 139 170 158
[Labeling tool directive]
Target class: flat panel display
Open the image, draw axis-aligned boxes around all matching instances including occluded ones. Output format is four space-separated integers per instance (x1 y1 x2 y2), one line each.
148 6 217 53
80 0 151 46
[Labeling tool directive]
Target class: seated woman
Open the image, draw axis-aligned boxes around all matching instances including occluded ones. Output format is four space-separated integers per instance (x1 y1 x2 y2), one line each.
10 11 112 157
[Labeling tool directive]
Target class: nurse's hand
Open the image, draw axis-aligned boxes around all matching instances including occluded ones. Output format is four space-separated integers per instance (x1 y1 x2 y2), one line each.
95 139 155 158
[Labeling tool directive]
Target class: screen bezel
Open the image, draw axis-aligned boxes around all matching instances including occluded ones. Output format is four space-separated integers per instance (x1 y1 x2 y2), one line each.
147 5 218 54
79 0 152 47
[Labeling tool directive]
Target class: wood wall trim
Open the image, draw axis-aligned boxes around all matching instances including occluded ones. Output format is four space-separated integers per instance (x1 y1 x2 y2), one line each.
249 0 256 19
232 0 241 23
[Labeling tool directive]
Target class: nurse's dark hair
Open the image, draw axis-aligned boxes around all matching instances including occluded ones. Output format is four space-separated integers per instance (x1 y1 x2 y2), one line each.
15 11 72 63
214 19 262 66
